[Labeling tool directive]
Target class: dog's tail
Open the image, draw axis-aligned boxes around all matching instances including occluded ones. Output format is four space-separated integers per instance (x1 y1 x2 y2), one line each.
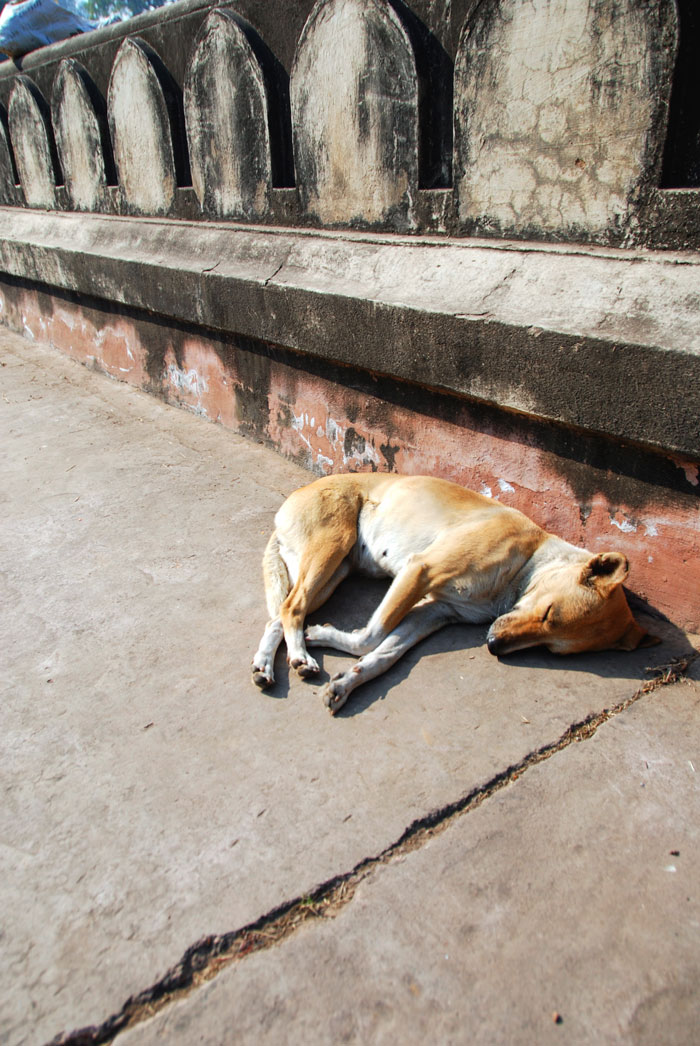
262 532 291 618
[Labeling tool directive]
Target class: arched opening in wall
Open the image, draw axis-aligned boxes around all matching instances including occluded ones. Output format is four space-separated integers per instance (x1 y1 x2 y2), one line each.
389 0 453 188
73 69 118 187
148 46 192 188
243 23 294 188
661 0 700 186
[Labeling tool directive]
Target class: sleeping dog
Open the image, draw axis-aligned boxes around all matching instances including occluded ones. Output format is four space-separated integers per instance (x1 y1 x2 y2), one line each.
252 473 657 713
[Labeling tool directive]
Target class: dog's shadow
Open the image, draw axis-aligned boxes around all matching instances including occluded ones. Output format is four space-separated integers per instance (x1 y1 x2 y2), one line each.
267 577 695 717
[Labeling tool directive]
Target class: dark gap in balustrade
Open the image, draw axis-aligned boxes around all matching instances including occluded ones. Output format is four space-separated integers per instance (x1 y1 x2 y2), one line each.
661 0 700 187
240 21 295 189
389 0 453 189
73 65 118 187
25 77 64 186
142 40 192 188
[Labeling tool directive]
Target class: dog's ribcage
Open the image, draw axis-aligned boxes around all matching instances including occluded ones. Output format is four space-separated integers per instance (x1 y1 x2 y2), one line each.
350 501 415 578
351 500 502 624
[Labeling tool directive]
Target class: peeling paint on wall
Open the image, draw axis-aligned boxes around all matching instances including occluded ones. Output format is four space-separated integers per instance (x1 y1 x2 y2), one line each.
167 361 208 398
675 460 699 487
611 514 638 534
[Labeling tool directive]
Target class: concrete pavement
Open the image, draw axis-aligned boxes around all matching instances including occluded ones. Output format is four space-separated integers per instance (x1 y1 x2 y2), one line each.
119 677 700 1046
0 329 697 1045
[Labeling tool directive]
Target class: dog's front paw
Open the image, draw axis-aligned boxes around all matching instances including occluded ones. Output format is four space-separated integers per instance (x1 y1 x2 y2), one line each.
251 663 274 689
321 672 351 715
305 624 332 646
290 654 320 679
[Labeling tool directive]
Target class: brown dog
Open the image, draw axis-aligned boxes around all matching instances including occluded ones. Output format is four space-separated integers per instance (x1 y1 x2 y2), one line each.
252 474 656 713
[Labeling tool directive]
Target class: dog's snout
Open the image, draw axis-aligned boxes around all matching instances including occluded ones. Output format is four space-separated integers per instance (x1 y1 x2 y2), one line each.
487 634 501 656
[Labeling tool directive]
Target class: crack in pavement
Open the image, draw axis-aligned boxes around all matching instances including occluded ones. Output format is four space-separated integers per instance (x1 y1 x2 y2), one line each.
45 654 697 1046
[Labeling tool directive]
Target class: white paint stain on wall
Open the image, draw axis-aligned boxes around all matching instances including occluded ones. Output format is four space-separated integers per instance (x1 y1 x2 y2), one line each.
55 308 76 331
326 417 342 445
167 363 208 397
610 515 662 538
289 409 380 471
167 362 209 417
610 515 637 534
498 478 515 494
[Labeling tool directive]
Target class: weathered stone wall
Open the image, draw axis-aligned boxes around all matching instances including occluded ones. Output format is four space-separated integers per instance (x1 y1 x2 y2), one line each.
0 0 692 245
454 0 677 243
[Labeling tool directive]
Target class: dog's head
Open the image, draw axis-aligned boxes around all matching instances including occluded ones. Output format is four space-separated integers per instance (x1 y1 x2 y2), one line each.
486 552 659 656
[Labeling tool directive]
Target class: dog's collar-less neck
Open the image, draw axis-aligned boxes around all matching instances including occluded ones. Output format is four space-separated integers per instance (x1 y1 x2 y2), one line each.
516 535 587 599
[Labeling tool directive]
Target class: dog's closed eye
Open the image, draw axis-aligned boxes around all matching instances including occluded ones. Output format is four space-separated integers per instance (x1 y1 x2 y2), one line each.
542 604 553 622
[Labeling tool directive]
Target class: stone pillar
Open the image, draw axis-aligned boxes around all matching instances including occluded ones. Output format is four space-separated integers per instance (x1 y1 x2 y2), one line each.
8 76 60 209
108 37 178 216
291 0 419 230
52 59 112 212
454 0 678 243
184 11 272 220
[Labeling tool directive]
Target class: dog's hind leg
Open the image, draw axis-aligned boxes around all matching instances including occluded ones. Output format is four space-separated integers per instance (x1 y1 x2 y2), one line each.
320 601 457 714
282 539 355 679
255 559 351 686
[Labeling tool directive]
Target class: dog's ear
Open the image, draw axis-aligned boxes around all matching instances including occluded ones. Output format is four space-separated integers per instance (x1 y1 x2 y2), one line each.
581 552 629 594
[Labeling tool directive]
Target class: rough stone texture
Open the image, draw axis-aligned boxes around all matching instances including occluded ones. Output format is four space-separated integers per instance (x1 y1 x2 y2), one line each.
2 272 698 633
0 329 690 1046
117 678 700 1046
454 0 678 244
641 186 700 251
108 37 177 215
51 59 110 212
184 10 272 219
291 0 419 230
7 75 58 208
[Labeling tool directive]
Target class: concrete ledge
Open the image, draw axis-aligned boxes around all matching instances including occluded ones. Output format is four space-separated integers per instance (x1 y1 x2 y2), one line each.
0 207 699 458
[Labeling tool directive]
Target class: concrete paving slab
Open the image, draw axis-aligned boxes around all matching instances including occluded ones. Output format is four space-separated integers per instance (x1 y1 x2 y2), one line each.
118 676 700 1046
0 330 692 1045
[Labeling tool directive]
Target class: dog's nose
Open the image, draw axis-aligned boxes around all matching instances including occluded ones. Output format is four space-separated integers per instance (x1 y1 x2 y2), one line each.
487 634 501 656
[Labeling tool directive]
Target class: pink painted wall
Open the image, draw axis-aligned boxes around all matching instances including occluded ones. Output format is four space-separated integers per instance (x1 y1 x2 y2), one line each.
2 280 698 632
